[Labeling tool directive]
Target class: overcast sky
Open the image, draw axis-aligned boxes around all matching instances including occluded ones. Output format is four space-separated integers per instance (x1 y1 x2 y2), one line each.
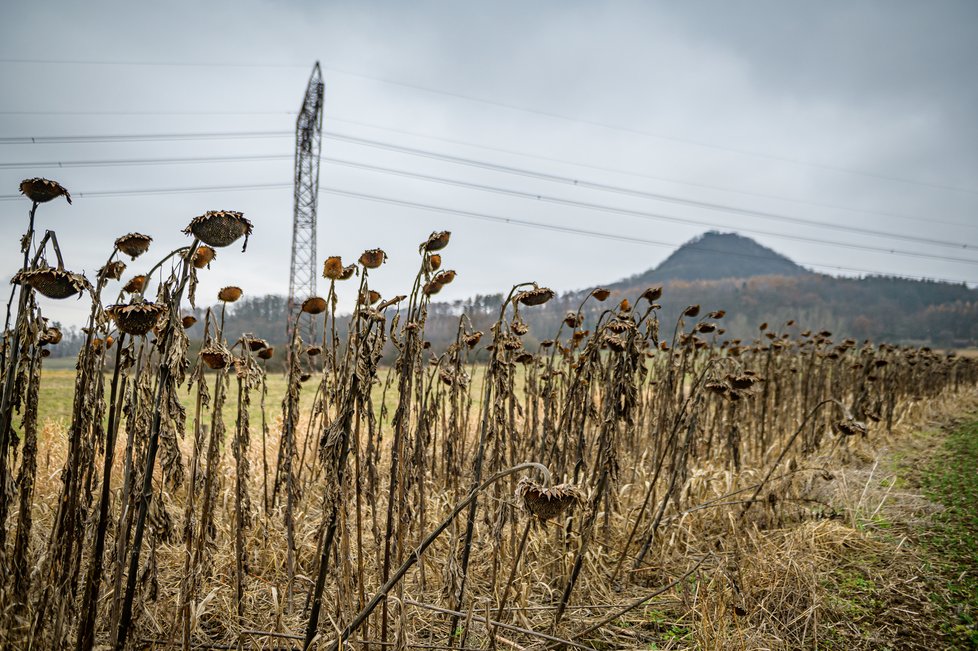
2 0 976 327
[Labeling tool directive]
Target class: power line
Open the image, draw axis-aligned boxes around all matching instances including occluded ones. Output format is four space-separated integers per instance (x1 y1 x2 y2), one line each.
4 136 976 251
330 116 978 230
0 180 973 284
0 153 293 169
0 57 307 69
315 156 978 264
5 114 976 230
322 132 978 248
0 109 296 116
3 57 975 195
0 131 291 145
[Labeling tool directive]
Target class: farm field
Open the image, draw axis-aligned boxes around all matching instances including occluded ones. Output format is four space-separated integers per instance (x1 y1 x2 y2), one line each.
2 189 977 651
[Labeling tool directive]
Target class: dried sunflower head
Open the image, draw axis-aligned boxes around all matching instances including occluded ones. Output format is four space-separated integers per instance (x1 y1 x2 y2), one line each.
516 287 555 307
591 288 611 301
359 289 382 306
98 260 127 282
114 233 152 260
835 419 868 437
705 380 729 396
463 331 483 348
516 479 584 521
423 280 443 296
424 254 442 272
181 315 197 329
257 346 275 360
641 286 663 302
192 245 217 269
200 346 232 370
122 275 147 294
359 248 387 269
323 256 345 280
218 286 243 303
183 210 253 250
302 296 327 315
421 230 451 252
13 266 91 299
604 333 627 352
106 301 167 336
243 337 267 351
19 178 71 204
433 269 456 286
39 327 62 346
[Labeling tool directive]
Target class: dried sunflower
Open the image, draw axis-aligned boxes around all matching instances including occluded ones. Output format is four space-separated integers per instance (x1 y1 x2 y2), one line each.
302 296 327 315
192 245 217 269
218 286 243 303
122 275 147 294
183 210 253 250
433 269 456 286
641 286 663 302
516 287 554 307
13 266 91 299
98 260 127 281
19 178 72 204
106 301 167 336
323 256 345 280
201 346 232 370
39 327 62 345
835 419 868 437
359 248 386 269
359 289 382 306
244 337 268 352
421 230 451 252
114 233 153 259
516 479 583 521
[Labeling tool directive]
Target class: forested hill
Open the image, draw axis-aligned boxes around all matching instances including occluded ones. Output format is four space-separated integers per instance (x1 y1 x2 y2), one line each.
619 231 808 285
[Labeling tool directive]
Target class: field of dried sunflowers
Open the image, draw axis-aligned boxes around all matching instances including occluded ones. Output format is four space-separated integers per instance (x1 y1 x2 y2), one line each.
2 177 977 650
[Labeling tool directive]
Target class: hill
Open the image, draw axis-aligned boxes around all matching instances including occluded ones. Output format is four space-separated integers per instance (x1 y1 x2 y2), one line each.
618 231 808 286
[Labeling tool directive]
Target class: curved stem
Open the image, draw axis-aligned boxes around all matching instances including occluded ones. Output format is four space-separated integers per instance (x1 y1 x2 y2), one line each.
740 398 847 517
324 462 551 650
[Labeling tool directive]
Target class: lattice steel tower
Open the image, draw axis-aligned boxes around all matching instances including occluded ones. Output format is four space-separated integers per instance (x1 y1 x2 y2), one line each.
288 62 325 345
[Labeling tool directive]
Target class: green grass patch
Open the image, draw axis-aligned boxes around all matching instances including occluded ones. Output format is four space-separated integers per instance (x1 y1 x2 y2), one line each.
921 418 978 649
